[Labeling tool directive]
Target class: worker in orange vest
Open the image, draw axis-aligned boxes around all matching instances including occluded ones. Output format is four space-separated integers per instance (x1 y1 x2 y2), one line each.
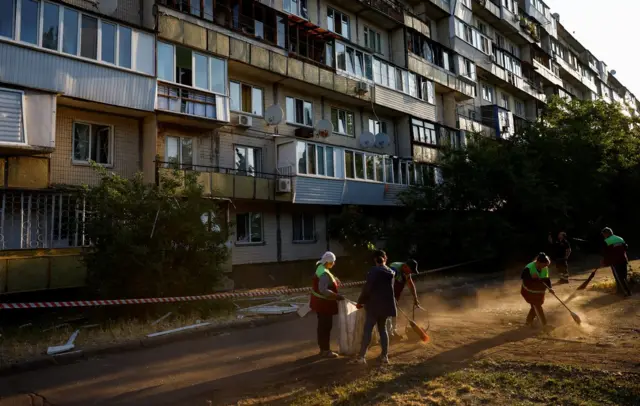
310 251 344 358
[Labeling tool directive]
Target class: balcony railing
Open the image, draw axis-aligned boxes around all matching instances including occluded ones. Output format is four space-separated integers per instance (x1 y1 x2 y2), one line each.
156 162 292 201
359 0 405 23
157 82 229 122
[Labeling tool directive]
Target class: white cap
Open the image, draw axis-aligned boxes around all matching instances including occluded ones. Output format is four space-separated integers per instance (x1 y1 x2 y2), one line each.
316 251 336 265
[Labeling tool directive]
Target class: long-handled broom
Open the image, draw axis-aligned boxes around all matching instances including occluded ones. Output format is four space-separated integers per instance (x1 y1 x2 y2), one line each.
577 268 599 290
544 283 582 325
396 304 430 343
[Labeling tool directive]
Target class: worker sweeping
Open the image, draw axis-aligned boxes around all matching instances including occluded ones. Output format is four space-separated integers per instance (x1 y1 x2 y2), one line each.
353 252 396 365
521 253 554 330
601 228 632 297
388 257 420 340
310 251 344 358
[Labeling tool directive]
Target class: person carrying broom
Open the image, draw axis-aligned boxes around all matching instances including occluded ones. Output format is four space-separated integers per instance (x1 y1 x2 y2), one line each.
521 253 555 331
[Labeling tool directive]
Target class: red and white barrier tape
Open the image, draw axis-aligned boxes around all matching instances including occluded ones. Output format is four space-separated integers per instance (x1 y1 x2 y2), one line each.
0 261 480 310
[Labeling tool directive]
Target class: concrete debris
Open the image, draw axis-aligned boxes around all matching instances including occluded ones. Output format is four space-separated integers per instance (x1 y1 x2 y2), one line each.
47 330 80 355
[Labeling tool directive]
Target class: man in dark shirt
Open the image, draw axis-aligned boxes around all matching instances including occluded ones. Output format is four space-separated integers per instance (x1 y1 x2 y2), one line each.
601 227 632 297
549 231 571 284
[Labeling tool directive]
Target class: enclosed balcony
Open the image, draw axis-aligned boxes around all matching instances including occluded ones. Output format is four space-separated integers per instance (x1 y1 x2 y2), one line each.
156 82 230 124
156 162 293 202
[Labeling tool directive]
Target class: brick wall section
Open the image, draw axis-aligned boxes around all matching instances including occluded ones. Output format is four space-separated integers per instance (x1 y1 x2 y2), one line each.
57 0 142 27
51 107 141 186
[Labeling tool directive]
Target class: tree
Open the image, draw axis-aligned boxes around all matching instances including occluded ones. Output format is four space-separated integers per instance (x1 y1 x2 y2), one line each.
328 206 380 276
396 97 640 265
82 166 229 300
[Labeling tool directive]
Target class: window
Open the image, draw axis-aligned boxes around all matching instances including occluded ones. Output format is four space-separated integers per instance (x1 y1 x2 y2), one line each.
80 15 98 59
230 82 264 116
412 119 437 145
286 97 313 126
234 145 262 176
335 42 373 81
0 1 15 39
515 100 525 116
20 0 39 45
236 213 263 244
345 150 384 181
482 84 494 103
42 2 60 51
328 8 350 39
331 108 355 136
284 0 308 19
422 78 435 104
72 122 112 165
157 42 227 95
455 19 491 55
368 119 387 135
293 213 315 242
407 30 454 73
460 58 476 80
165 136 193 169
364 27 382 53
101 22 116 64
62 8 79 55
500 93 510 110
0 88 26 143
297 142 335 177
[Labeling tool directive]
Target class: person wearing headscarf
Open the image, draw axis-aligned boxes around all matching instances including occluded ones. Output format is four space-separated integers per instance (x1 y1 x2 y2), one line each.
521 253 554 329
310 251 344 358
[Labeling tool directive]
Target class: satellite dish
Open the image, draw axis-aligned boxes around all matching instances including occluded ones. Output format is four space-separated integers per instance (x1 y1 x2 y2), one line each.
97 0 118 15
610 70 617 75
264 105 284 126
359 131 375 149
316 119 333 138
374 133 390 148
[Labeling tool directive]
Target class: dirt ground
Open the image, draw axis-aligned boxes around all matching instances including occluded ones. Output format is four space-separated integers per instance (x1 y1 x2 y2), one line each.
0 262 639 405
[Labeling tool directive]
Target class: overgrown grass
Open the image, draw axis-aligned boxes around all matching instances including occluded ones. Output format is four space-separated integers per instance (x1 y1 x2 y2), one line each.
285 360 640 406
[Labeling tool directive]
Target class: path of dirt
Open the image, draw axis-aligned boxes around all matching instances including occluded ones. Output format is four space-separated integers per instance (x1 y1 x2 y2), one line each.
0 268 638 406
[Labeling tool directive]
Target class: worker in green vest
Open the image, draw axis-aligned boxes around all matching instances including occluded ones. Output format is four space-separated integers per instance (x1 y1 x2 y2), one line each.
386 255 420 340
520 253 554 329
601 228 632 297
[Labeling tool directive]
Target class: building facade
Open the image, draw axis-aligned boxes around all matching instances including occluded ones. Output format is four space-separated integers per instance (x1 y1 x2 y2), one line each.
0 0 637 292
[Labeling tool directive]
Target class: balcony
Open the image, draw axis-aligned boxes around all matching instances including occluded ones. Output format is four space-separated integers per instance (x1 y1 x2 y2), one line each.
553 54 583 84
472 0 501 23
373 85 437 121
407 53 475 100
157 163 293 202
156 82 230 125
480 64 546 102
336 0 405 28
458 115 497 138
533 59 562 87
524 0 550 25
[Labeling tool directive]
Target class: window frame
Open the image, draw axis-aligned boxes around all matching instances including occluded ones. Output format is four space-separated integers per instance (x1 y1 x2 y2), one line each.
233 144 263 177
343 149 385 182
0 87 28 145
368 118 388 135
482 84 494 103
235 212 264 245
1 1 153 75
330 107 355 137
71 120 114 167
297 141 335 178
292 212 316 243
284 0 309 20
327 7 350 39
286 96 314 127
335 41 373 81
229 80 264 116
164 135 195 169
364 26 382 54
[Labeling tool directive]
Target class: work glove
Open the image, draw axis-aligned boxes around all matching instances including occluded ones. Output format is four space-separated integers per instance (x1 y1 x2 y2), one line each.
356 303 364 309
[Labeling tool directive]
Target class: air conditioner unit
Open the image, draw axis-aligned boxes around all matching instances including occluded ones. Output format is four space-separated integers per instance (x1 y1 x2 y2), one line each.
277 178 292 193
355 81 369 95
236 114 253 127
294 126 314 138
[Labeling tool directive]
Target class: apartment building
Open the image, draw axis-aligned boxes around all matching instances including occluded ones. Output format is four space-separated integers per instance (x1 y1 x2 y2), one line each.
0 0 637 292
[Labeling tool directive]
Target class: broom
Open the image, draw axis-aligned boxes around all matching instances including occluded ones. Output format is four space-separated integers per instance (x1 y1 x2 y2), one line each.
396 304 430 343
544 283 582 325
577 268 599 290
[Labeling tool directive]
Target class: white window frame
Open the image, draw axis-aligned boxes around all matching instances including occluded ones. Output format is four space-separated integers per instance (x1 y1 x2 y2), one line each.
71 121 114 167
286 96 313 127
235 212 264 245
233 144 262 176
2 1 153 75
297 141 335 178
368 118 387 135
229 81 264 116
364 26 381 54
330 107 355 137
335 41 373 82
500 93 510 110
327 7 350 39
284 0 308 19
0 87 28 145
344 149 384 182
164 135 195 168
292 212 316 243
515 100 525 116
482 84 494 103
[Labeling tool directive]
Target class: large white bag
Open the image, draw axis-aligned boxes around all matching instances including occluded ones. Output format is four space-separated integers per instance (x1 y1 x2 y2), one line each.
338 300 379 355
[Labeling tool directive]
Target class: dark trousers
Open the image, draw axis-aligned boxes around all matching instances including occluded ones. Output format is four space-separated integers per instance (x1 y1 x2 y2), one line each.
526 304 547 326
611 264 632 296
359 311 389 358
317 313 333 352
